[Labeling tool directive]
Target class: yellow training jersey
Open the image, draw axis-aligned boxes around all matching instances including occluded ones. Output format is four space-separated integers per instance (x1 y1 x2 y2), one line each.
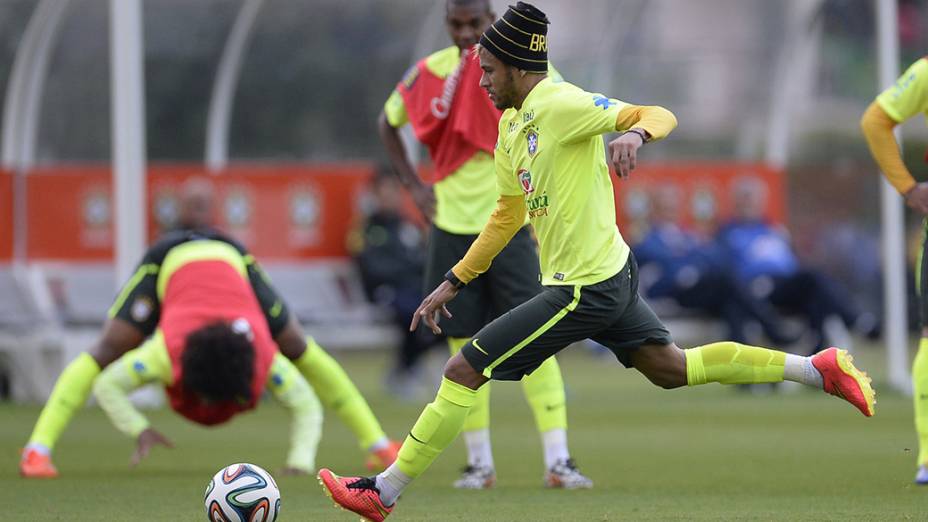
495 78 629 286
384 46 562 235
877 57 928 123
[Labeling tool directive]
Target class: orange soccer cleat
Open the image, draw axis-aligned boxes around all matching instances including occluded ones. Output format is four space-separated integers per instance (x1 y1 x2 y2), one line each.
19 447 59 479
365 440 401 472
811 347 876 417
318 468 393 522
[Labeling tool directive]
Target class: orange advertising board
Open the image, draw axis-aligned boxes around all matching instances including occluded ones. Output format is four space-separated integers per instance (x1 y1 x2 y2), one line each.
25 163 381 261
21 162 784 261
147 163 377 260
0 169 12 261
27 166 112 260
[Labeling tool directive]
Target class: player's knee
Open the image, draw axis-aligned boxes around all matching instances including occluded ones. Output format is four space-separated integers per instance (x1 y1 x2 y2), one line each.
647 371 686 390
442 353 485 390
633 344 687 389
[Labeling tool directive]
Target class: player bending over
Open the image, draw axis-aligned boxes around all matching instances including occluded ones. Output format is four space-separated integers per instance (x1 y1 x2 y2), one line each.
96 288 322 472
20 230 399 478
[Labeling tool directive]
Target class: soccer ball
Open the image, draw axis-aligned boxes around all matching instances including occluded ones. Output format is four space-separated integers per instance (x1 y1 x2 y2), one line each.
204 463 280 522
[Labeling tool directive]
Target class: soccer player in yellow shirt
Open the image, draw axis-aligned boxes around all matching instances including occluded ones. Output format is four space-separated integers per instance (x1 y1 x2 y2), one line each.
320 3 876 520
378 0 588 489
861 56 928 485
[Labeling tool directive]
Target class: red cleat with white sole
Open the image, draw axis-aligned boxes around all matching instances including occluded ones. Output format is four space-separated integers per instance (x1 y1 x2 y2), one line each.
811 347 876 417
318 468 393 522
19 448 58 479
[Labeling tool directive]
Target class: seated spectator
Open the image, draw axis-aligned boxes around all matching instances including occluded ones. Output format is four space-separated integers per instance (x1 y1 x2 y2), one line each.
348 168 438 399
715 177 878 354
633 185 795 345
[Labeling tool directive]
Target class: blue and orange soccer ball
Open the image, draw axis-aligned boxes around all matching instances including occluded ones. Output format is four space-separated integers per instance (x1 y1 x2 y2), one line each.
204 463 280 522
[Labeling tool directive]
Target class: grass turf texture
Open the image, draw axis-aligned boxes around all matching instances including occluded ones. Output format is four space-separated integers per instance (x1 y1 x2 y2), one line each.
1 346 925 520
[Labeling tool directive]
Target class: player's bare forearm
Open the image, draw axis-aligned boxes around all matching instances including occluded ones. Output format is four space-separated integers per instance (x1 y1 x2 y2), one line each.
378 111 419 188
860 101 917 195
274 315 310 360
377 111 435 219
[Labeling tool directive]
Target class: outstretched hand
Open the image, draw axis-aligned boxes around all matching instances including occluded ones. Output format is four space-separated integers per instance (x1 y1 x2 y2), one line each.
131 427 173 467
410 280 459 335
608 131 647 179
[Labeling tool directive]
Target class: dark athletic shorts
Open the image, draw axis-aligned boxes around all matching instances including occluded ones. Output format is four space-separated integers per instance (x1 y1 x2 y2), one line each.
108 228 291 339
460 253 673 381
424 225 542 338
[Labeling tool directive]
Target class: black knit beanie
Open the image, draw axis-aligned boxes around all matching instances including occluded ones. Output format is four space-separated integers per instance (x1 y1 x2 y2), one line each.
478 2 549 73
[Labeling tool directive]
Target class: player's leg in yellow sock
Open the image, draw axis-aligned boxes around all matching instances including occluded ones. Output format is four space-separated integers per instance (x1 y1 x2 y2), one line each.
397 377 477 476
684 341 786 385
448 337 493 474
26 353 101 451
521 356 572 471
914 337 928 467
293 337 386 450
522 356 567 433
375 376 477 504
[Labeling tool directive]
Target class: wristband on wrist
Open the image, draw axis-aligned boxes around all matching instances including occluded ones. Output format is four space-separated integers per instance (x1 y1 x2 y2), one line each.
624 128 649 144
444 270 466 289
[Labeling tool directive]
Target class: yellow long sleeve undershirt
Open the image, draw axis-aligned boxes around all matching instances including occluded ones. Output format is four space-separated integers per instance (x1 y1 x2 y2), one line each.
616 104 678 141
861 101 917 195
451 195 526 283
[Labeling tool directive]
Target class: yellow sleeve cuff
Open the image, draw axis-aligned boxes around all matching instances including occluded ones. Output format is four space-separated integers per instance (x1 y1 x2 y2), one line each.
615 104 678 141
451 195 527 283
861 101 916 195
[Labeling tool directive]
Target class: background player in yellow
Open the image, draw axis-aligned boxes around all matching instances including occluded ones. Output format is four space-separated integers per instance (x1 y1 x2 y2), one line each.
377 0 589 489
320 4 876 520
861 56 928 485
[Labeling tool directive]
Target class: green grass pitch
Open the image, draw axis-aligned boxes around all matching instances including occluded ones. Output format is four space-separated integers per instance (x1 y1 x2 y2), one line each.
1 346 925 520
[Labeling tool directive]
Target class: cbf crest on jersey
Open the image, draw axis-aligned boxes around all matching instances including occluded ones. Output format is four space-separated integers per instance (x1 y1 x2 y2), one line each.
526 129 539 157
518 168 535 194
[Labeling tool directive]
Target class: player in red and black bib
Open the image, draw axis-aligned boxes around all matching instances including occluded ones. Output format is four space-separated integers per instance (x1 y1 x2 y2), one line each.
21 230 400 478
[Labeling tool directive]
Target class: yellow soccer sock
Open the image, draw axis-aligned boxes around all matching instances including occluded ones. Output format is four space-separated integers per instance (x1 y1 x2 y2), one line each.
522 356 567 433
449 337 490 432
27 353 101 450
685 341 785 386
395 377 477 479
914 337 928 466
293 338 386 450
